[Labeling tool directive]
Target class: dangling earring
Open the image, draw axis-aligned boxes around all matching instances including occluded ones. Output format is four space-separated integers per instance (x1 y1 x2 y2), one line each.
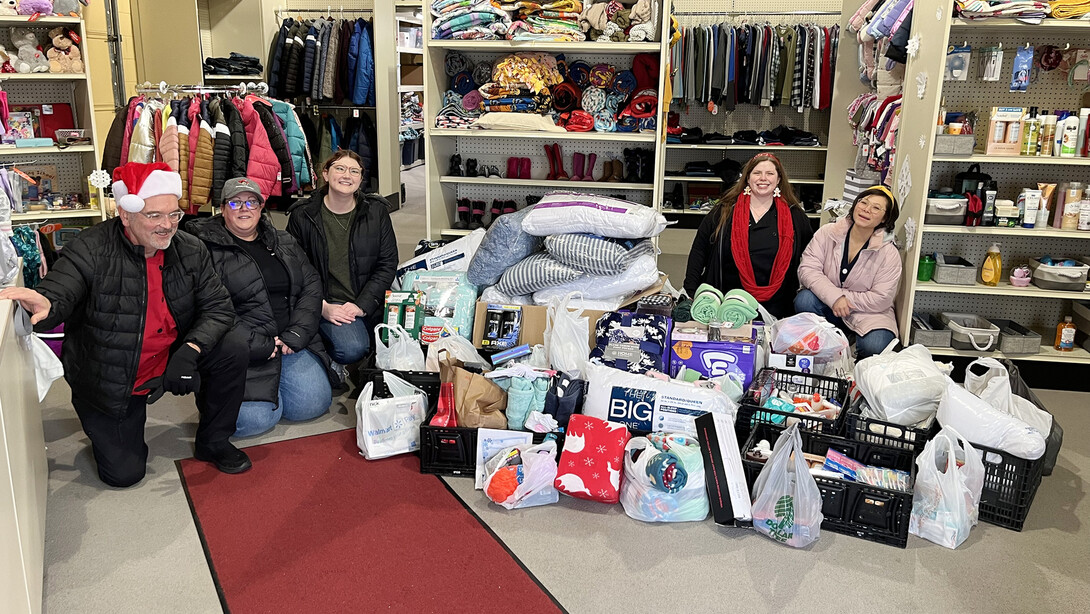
773 187 782 198
743 186 752 196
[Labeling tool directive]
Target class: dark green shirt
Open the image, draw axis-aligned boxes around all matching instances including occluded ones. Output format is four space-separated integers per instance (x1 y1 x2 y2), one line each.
320 206 357 304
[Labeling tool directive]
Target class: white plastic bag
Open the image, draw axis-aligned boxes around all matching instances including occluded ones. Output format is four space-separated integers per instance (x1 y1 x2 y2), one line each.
374 323 425 371
354 375 427 460
520 192 668 238
750 423 823 548
426 335 490 372
770 312 850 361
854 344 952 426
483 440 560 509
619 435 709 523
909 426 985 549
964 358 1053 435
936 379 1046 460
544 292 589 378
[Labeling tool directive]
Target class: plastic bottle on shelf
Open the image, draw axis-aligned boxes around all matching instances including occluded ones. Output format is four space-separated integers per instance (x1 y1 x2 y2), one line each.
1021 109 1040 156
1079 199 1090 231
1054 111 1070 156
1055 316 1076 351
1062 114 1081 157
1038 113 1057 157
981 243 1002 287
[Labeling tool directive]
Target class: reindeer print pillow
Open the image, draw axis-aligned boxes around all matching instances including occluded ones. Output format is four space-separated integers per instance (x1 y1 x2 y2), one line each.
554 414 631 504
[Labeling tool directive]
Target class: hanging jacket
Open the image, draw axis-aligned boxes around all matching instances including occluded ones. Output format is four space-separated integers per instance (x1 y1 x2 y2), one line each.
313 19 332 101
158 107 180 172
251 96 292 196
119 97 143 166
173 100 191 209
302 21 319 98
186 215 334 403
297 111 319 160
219 97 248 180
271 99 312 188
267 18 291 98
334 19 353 104
292 109 316 189
127 100 158 164
317 113 343 167
346 20 361 100
208 98 231 204
232 96 280 199
321 19 341 100
187 98 215 210
101 98 135 174
286 188 399 318
343 112 377 188
282 21 308 97
355 19 375 106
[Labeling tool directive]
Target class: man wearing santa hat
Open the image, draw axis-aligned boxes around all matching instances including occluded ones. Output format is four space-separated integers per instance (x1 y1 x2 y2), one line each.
0 162 252 487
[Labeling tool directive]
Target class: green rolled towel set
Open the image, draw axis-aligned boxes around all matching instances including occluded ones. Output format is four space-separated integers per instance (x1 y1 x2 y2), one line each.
690 284 759 328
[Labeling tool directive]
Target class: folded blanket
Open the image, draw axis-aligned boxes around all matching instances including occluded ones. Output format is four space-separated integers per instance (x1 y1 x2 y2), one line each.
1049 0 1090 18
691 283 723 324
716 289 759 328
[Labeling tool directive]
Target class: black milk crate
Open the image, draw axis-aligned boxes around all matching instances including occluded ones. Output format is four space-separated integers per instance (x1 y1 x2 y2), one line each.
974 441 1044 531
363 369 441 415
736 368 851 442
741 423 915 548
418 407 565 476
845 397 939 459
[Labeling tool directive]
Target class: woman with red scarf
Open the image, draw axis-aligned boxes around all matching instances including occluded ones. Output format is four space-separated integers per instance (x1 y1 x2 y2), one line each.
683 153 814 318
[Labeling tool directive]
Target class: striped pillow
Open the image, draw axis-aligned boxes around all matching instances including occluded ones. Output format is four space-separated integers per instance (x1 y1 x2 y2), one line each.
495 252 584 296
545 234 657 276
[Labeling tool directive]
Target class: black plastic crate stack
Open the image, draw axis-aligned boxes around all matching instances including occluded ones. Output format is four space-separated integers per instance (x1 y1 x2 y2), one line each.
741 422 916 548
844 397 939 458
736 368 852 443
975 443 1044 531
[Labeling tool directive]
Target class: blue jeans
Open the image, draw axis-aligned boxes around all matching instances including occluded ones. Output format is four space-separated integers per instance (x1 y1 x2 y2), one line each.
793 289 897 360
318 316 371 364
235 349 333 437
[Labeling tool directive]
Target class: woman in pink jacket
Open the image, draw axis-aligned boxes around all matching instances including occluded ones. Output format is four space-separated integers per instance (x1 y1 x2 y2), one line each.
795 186 902 359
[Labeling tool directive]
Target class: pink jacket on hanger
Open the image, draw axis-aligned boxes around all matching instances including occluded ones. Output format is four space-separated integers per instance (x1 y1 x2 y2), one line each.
119 95 144 166
797 217 902 337
232 97 280 199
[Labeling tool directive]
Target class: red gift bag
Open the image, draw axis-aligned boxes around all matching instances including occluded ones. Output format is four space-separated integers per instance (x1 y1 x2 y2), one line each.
554 414 630 503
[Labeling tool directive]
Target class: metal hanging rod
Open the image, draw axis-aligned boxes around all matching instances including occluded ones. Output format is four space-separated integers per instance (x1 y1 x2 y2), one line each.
672 11 841 16
275 7 373 19
136 80 269 96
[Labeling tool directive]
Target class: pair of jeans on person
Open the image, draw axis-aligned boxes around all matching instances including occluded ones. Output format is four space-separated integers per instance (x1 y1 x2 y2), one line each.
792 289 897 360
318 316 371 364
235 349 333 437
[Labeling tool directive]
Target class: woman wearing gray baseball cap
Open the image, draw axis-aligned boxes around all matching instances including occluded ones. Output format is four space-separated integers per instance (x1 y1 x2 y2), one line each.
186 177 336 437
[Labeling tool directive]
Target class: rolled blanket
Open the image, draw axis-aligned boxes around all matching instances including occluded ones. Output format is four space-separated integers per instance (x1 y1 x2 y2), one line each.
616 114 639 132
564 109 595 131
620 88 658 119
582 86 606 113
630 0 653 24
472 61 493 87
672 297 692 322
716 289 760 328
445 51 473 76
568 60 592 88
552 81 581 112
611 70 637 96
691 283 723 324
593 109 617 132
461 89 483 111
451 70 476 94
589 63 616 88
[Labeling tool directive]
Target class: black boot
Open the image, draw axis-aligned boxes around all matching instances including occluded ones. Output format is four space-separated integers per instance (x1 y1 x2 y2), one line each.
487 199 503 227
525 195 542 209
452 198 471 229
469 201 486 230
639 149 654 183
448 154 463 177
623 148 639 182
664 183 683 209
465 158 479 177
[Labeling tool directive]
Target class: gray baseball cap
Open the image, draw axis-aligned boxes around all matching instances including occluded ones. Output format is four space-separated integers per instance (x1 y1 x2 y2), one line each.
221 177 265 204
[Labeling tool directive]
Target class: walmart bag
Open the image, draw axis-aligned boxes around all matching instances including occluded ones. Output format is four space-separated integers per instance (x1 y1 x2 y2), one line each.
751 423 823 548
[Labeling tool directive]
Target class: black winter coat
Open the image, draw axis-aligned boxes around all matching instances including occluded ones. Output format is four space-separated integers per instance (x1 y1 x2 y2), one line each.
187 215 334 403
101 98 136 175
220 98 248 180
253 99 294 195
208 98 231 204
343 113 377 188
34 219 236 418
267 19 290 98
282 22 307 97
303 23 318 96
286 189 399 318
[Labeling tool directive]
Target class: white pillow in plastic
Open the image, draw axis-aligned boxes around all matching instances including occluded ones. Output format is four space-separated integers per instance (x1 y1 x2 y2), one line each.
480 285 532 305
937 379 1046 460
521 192 668 238
394 228 485 289
854 344 951 426
545 234 657 276
964 358 1053 435
532 254 659 304
495 252 584 296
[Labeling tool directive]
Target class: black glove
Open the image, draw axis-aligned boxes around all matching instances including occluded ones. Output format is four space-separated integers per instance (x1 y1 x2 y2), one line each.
135 377 166 404
162 344 202 396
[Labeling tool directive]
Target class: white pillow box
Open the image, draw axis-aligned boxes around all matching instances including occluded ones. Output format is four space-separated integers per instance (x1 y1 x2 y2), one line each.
937 379 1046 460
393 228 485 289
583 361 737 436
532 254 660 305
521 192 668 239
854 344 952 426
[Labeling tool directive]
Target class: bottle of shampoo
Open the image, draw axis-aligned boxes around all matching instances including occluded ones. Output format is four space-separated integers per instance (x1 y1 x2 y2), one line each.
981 243 1002 287
1056 316 1076 351
1061 114 1080 157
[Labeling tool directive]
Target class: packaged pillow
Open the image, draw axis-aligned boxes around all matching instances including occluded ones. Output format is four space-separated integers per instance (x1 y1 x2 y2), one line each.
554 414 630 504
589 311 672 374
521 192 668 238
467 206 542 286
394 228 485 289
545 233 657 276
495 252 584 296
532 254 659 304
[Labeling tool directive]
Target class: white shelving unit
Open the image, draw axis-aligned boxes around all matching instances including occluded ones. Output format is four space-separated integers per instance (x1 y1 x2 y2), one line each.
389 1 425 192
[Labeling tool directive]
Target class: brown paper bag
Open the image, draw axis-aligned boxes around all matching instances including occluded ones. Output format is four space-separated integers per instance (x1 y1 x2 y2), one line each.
451 364 507 429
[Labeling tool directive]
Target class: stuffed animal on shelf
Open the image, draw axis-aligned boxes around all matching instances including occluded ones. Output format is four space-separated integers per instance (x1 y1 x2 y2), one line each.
16 0 54 17
0 44 17 73
10 28 50 73
47 26 81 73
53 0 80 17
0 1 19 16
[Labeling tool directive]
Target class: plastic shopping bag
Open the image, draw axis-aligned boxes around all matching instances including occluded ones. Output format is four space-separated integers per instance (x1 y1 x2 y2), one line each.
909 426 985 549
854 344 952 426
936 379 1046 460
544 292 589 378
483 440 560 509
425 335 490 372
769 312 850 361
964 358 1053 436
354 375 427 460
374 323 425 371
750 423 823 548
620 434 709 523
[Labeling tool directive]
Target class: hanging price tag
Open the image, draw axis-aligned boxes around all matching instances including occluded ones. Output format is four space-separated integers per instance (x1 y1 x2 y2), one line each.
353 109 360 118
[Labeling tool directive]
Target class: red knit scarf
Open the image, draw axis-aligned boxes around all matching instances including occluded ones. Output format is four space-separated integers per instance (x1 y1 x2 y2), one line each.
730 194 795 302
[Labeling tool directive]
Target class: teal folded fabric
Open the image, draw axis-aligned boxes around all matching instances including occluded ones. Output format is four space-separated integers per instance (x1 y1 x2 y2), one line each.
506 377 535 431
691 283 723 324
716 301 758 328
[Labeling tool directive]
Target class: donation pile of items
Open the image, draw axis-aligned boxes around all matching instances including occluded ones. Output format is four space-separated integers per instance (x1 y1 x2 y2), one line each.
354 191 1063 550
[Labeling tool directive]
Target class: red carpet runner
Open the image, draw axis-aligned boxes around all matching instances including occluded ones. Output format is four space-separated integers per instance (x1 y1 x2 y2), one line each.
178 429 563 614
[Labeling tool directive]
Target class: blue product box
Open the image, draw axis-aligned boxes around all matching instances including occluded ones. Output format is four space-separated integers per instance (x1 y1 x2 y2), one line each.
669 339 757 390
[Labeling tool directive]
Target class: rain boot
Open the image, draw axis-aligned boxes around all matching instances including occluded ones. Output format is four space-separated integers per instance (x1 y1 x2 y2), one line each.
583 153 597 181
571 152 585 181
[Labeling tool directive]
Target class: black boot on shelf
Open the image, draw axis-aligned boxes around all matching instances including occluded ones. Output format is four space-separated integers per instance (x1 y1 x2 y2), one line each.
488 199 503 227
623 148 639 183
525 195 542 209
503 200 517 215
469 201 486 230
639 148 654 183
465 158 479 177
448 153 463 177
452 198 471 229
663 184 683 210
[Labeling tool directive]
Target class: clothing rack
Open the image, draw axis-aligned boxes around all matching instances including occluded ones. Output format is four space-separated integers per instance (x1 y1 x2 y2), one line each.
135 80 270 96
274 7 373 21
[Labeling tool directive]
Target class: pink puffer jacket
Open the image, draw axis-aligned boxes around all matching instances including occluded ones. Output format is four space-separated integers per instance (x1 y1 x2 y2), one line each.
797 217 902 336
232 97 279 199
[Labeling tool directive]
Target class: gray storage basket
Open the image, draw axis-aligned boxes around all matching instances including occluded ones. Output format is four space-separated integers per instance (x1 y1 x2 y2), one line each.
988 319 1042 354
1073 301 1090 334
1028 258 1088 292
910 313 953 348
941 312 1000 352
933 255 976 286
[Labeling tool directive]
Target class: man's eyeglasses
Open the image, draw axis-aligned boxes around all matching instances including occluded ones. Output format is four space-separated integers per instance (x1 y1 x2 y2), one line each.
331 164 362 177
226 200 262 210
139 210 185 223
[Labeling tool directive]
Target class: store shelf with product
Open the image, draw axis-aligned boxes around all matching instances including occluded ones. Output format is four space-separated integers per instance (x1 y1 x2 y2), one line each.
431 129 658 142
428 40 662 53
666 144 829 151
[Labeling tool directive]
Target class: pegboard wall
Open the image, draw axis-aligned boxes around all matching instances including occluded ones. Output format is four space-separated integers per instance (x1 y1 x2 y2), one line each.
454 138 653 183
2 81 80 109
0 24 63 56
930 161 1090 201
7 152 90 197
451 184 654 207
911 292 1072 333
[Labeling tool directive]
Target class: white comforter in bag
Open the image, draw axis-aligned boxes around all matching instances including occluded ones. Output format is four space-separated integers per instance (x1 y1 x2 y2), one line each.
963 358 1053 435
936 379 1046 460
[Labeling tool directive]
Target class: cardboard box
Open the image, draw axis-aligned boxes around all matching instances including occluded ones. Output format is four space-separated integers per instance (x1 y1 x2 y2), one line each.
695 412 753 527
985 107 1024 156
669 340 758 390
767 353 817 374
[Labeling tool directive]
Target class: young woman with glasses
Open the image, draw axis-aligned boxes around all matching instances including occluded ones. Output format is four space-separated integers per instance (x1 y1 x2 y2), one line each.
286 150 399 387
795 186 903 359
187 177 335 437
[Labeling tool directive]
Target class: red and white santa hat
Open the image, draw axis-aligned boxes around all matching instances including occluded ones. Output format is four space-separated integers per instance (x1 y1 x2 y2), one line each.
111 162 183 213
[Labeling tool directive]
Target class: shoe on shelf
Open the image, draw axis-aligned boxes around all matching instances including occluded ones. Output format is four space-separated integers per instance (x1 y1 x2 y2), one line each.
553 143 569 180
525 195 542 209
465 158 479 177
519 157 531 180
448 153 463 177
469 201 486 229
583 153 597 181
452 198 471 229
503 200 517 214
486 165 501 178
506 157 520 179
571 152 585 181
544 143 558 180
609 158 623 183
194 440 252 474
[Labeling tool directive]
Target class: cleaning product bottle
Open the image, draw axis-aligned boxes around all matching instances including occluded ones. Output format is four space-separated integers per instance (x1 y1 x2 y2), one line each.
1056 316 1076 351
981 243 1002 287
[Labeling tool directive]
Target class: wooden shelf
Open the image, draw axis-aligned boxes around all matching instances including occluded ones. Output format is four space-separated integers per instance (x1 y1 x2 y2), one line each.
0 73 87 81
440 228 473 236
930 338 1090 364
932 154 1090 166
398 84 424 93
916 280 1089 300
431 129 656 142
922 225 1090 239
0 16 81 26
11 209 102 222
397 47 424 55
950 18 1090 31
440 176 654 190
665 144 827 152
663 175 824 185
428 40 661 53
396 16 422 25
0 145 94 156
